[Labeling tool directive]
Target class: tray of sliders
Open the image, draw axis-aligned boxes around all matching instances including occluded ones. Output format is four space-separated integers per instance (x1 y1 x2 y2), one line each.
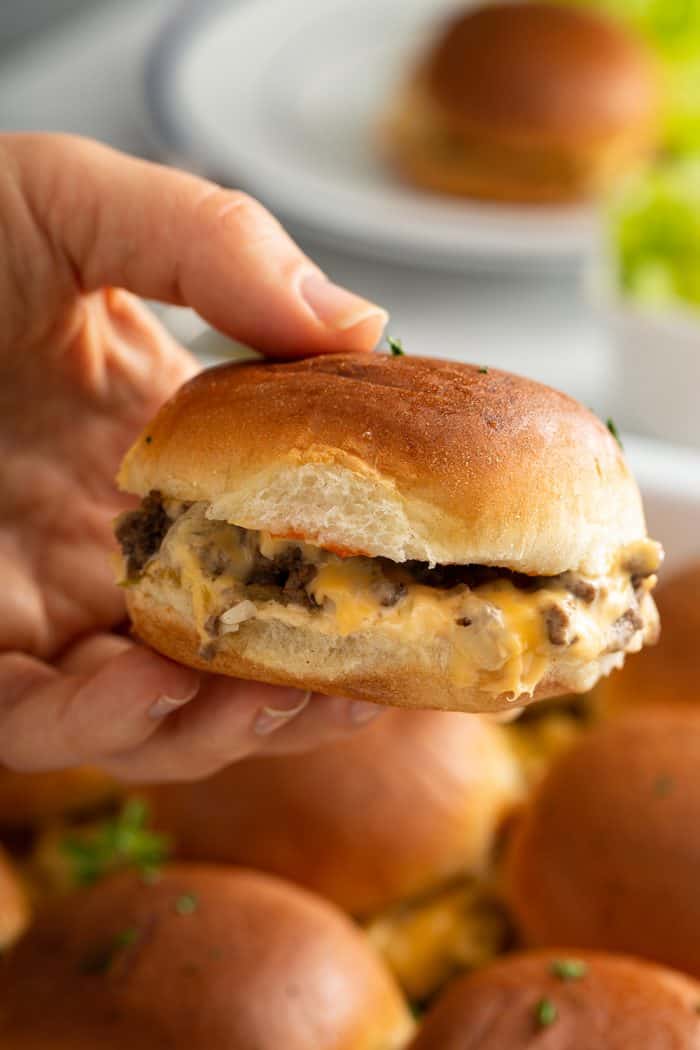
0 348 699 1046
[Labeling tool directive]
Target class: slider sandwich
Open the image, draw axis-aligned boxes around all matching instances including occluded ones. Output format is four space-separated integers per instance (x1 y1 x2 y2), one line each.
115 354 661 714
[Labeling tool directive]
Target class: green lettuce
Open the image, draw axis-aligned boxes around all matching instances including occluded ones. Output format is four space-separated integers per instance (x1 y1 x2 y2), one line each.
610 160 700 308
555 0 700 154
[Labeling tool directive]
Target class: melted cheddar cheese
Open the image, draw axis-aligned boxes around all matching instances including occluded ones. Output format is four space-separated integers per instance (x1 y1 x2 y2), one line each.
138 503 660 702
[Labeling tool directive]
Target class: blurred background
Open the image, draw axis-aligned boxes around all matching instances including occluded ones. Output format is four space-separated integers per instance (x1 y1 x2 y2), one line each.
0 0 696 453
0 0 698 449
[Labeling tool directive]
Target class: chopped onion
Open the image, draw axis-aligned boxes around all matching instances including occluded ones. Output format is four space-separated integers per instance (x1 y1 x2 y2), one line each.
220 600 258 633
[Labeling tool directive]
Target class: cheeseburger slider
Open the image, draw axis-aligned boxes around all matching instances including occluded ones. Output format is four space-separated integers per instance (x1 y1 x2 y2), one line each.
145 709 521 916
384 2 660 202
408 949 700 1049
115 354 661 714
506 708 700 976
0 767 119 829
0 865 413 1049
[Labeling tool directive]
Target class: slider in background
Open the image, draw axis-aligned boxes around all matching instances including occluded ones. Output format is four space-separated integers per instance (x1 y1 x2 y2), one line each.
0 767 119 829
0 865 414 1049
145 709 522 1001
505 707 700 977
407 949 700 1048
383 1 660 203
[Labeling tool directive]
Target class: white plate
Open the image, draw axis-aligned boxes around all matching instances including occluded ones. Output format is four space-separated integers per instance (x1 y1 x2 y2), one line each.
145 0 598 272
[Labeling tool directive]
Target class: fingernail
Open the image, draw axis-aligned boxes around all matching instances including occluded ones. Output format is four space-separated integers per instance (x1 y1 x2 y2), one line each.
349 700 384 725
301 272 388 333
149 682 200 720
254 690 312 736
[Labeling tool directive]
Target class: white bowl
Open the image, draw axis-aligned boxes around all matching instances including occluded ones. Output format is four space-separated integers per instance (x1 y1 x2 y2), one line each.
609 303 700 448
586 257 700 448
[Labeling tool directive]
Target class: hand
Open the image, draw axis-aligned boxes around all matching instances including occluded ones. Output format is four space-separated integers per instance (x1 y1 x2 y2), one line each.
0 134 387 782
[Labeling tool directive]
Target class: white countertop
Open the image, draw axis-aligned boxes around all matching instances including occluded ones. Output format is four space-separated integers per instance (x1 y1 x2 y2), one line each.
0 0 615 412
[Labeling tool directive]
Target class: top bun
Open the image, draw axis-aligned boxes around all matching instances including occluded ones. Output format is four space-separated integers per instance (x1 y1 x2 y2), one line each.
145 709 521 918
118 354 646 576
505 708 700 977
425 3 657 143
0 865 412 1049
408 949 700 1049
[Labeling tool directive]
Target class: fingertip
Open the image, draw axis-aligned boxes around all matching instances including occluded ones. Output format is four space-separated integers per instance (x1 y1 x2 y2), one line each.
98 646 201 709
300 272 388 351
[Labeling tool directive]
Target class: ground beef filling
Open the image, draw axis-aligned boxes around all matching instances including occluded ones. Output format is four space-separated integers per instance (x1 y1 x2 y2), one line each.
115 492 173 579
116 493 650 653
246 547 320 611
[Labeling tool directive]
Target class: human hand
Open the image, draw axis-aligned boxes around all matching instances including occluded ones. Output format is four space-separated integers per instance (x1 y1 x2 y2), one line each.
0 133 387 782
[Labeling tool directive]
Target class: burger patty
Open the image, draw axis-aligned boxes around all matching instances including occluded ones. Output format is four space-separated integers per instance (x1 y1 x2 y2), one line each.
115 492 173 579
116 493 655 657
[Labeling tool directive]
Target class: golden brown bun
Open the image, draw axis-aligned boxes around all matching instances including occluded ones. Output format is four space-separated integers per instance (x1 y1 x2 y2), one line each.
0 865 413 1050
596 562 700 715
505 708 700 975
144 710 522 917
408 949 700 1049
0 768 119 827
118 355 647 576
385 3 659 202
0 848 29 951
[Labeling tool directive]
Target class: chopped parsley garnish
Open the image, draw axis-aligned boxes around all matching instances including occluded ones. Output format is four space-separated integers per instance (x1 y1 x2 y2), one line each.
175 893 199 916
606 418 623 448
535 998 558 1028
80 927 140 976
550 958 588 982
387 336 405 356
653 773 674 798
478 365 489 374
61 799 171 887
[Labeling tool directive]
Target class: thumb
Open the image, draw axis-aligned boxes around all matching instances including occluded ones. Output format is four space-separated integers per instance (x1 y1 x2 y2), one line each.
8 133 388 357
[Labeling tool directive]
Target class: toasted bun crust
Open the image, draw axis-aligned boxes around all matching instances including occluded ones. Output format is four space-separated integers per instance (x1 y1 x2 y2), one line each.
506 709 700 976
596 562 700 715
125 586 615 714
118 355 646 576
0 768 119 827
0 849 29 951
0 865 413 1049
384 3 659 201
408 949 700 1049
144 710 522 917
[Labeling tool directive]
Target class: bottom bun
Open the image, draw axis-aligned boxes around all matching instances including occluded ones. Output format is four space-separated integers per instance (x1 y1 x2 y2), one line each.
126 589 611 714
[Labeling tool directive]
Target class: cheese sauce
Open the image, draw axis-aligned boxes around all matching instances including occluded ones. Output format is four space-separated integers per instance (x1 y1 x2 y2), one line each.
140 503 661 701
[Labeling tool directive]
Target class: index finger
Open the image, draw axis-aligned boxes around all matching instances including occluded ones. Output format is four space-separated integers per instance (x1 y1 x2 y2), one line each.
5 133 388 357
